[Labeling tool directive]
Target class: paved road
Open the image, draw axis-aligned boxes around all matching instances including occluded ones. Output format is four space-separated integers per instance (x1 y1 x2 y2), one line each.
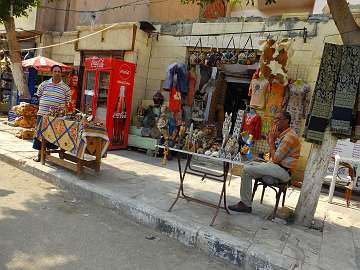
0 161 239 270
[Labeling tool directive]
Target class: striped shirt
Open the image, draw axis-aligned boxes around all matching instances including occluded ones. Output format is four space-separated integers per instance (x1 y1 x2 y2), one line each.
272 128 300 174
36 78 71 116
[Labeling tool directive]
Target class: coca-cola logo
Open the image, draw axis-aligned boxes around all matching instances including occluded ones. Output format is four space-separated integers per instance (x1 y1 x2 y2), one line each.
113 112 127 119
90 57 105 68
119 63 132 81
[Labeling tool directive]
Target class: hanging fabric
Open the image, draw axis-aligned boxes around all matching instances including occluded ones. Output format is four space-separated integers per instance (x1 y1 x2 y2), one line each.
330 45 360 137
353 94 360 141
284 81 311 135
238 35 256 65
265 82 285 117
203 67 218 121
248 74 269 110
221 36 237 65
189 38 205 66
304 43 343 144
163 63 188 94
169 87 182 126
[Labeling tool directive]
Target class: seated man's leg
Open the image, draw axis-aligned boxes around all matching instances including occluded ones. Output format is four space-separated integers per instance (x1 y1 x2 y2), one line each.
229 162 290 212
240 162 267 207
245 162 290 183
228 162 263 212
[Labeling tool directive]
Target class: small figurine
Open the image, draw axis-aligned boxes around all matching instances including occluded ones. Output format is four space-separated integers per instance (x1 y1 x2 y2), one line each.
135 101 144 128
224 136 239 160
161 128 170 166
221 112 232 150
176 122 187 149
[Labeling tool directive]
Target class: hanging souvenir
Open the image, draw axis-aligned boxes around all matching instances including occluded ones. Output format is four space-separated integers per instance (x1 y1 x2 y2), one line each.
238 35 257 65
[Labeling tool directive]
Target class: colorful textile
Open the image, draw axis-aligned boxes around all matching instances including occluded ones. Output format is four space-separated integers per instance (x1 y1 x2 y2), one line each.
256 110 273 136
163 63 188 94
265 82 285 117
248 78 269 109
273 128 301 174
241 112 261 140
331 45 360 136
284 82 311 135
35 115 109 159
353 94 360 141
304 43 343 144
168 87 182 125
36 78 71 116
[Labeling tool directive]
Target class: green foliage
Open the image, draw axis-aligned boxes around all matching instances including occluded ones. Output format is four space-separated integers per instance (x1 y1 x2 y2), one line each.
0 0 41 22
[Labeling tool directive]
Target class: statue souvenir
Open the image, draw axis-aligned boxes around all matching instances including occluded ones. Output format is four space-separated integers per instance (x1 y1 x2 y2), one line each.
224 136 239 160
161 128 170 166
183 123 194 151
176 122 187 149
233 110 245 140
196 125 217 152
233 152 242 162
220 112 232 149
135 101 144 128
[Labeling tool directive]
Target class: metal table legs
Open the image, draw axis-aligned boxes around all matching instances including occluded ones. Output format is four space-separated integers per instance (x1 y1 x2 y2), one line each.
168 153 230 226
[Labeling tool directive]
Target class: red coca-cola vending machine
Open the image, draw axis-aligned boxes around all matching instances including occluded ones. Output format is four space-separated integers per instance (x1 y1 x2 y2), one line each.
81 57 135 150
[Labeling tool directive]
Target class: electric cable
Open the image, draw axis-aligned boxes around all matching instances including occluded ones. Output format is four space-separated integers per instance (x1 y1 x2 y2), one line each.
38 0 168 13
3 23 119 52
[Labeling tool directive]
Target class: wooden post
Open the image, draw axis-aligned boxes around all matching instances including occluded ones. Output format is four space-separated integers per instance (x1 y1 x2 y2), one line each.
294 129 337 226
76 159 82 177
95 138 102 173
40 137 46 165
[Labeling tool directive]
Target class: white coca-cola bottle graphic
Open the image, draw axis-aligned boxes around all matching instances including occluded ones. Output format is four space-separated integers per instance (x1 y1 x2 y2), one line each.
112 86 126 145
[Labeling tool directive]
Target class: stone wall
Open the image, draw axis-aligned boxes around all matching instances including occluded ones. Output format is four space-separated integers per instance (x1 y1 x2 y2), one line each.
124 29 153 118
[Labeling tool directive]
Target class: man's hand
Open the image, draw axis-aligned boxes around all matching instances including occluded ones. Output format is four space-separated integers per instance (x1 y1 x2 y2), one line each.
267 124 279 145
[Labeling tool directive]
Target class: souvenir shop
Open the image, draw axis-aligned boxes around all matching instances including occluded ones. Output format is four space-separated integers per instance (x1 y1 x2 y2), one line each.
137 29 311 171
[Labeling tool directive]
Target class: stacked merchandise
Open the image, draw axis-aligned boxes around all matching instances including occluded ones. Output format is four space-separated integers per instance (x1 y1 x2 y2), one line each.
0 66 12 112
12 102 38 139
157 39 310 168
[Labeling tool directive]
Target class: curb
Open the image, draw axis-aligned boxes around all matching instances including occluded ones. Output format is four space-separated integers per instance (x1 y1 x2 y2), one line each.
0 149 300 270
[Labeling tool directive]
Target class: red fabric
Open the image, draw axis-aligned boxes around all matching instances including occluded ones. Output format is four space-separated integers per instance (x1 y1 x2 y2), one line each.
241 112 262 140
169 87 182 125
169 87 181 113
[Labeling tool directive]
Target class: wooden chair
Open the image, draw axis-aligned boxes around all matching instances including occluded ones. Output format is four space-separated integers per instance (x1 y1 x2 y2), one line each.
251 175 291 220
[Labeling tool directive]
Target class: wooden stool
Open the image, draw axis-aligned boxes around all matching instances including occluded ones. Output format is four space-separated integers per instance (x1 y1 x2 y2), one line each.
251 176 290 220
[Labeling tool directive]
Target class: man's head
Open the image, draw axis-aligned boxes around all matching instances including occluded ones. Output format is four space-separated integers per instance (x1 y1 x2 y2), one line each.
51 65 62 83
273 111 291 133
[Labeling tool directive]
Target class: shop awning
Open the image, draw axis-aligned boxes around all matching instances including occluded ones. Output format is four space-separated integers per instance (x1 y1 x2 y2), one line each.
22 56 73 72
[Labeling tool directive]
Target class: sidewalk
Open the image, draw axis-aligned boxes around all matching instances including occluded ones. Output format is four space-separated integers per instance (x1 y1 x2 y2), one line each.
0 120 359 270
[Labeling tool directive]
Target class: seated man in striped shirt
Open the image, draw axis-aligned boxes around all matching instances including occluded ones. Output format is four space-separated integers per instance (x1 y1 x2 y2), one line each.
33 65 71 162
228 111 300 213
